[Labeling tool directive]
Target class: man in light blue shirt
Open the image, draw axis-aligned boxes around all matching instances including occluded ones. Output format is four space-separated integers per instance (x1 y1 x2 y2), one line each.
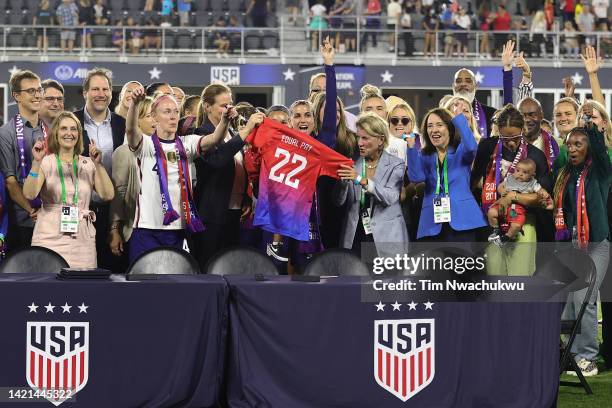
73 68 126 272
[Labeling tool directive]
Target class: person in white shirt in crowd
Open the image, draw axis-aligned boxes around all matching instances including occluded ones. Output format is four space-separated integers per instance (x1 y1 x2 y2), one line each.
386 0 402 52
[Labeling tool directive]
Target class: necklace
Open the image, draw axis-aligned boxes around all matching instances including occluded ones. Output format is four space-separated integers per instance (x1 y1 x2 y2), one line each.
366 152 381 169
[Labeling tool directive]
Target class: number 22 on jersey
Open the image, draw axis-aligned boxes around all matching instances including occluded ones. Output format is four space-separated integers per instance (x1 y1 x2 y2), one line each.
268 147 307 189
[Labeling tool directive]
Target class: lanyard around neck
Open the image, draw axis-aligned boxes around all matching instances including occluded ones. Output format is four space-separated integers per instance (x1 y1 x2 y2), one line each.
435 157 449 196
56 154 78 206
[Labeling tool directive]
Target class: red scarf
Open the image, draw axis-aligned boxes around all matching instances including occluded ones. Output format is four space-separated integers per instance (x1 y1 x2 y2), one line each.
553 161 591 249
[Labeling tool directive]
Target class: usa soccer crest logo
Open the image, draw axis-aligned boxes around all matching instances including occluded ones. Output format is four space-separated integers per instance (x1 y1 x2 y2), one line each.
26 321 89 406
374 319 435 401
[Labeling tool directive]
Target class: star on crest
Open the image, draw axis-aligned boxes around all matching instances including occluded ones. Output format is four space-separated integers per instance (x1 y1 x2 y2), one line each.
78 302 89 314
44 302 55 313
61 302 72 313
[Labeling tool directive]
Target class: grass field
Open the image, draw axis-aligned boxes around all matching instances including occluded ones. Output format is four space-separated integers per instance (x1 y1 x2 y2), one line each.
557 306 610 408
558 369 612 407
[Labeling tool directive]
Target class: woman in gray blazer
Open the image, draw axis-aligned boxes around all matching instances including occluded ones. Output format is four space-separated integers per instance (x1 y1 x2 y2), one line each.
335 113 409 258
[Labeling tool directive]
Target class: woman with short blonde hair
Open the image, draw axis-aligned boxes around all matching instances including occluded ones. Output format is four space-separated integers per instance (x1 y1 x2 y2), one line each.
335 112 408 256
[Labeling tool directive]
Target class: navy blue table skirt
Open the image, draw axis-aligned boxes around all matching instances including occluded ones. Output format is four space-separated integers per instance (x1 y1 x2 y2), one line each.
225 276 562 408
0 273 228 408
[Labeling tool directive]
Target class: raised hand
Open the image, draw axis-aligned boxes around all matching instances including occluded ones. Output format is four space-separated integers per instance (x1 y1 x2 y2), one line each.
131 86 147 106
562 77 575 98
31 139 46 162
223 104 238 121
501 40 515 70
580 45 603 75
89 139 102 164
451 101 464 119
513 51 530 74
320 36 335 66
245 112 265 130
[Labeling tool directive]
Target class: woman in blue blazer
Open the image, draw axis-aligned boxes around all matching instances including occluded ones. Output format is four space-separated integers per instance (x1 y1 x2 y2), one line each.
407 106 486 241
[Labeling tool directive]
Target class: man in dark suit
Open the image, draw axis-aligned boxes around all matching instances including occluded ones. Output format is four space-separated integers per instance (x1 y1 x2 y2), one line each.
73 67 126 272
452 68 497 138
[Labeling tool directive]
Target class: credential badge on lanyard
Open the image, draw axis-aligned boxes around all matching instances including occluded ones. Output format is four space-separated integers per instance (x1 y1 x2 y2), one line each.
433 157 451 223
57 155 79 234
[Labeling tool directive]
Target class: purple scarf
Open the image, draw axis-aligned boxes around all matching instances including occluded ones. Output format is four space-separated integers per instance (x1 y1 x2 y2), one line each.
151 133 204 233
472 99 488 138
15 114 47 208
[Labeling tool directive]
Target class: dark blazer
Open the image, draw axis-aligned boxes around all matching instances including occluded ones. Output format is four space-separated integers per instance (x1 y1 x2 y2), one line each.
193 117 247 225
73 108 126 157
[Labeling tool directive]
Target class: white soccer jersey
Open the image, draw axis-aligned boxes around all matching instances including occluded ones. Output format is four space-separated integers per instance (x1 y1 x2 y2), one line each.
385 136 408 167
133 134 202 230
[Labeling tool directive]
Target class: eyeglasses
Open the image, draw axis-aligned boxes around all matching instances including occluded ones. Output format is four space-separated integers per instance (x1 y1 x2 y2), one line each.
389 117 411 126
16 87 44 96
43 96 65 103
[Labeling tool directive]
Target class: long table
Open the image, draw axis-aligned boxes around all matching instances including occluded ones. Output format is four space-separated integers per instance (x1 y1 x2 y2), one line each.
225 275 563 408
0 274 563 408
0 273 228 408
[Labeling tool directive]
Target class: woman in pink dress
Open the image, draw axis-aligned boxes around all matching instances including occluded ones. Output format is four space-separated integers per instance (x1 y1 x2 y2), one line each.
23 111 114 268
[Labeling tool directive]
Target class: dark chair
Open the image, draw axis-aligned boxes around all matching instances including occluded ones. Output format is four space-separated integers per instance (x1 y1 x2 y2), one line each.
195 10 208 26
227 0 243 12
8 0 25 10
92 30 112 47
304 248 369 276
109 0 125 11
7 29 23 47
245 32 261 50
209 0 225 12
0 246 69 274
7 9 23 24
206 246 279 276
176 31 194 48
537 247 597 394
261 32 278 49
162 29 178 49
127 247 200 274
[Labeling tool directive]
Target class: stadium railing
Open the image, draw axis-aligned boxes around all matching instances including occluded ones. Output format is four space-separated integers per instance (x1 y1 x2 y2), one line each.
0 15 610 63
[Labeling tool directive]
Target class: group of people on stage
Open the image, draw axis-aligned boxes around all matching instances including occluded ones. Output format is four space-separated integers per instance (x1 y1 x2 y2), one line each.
0 38 610 376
